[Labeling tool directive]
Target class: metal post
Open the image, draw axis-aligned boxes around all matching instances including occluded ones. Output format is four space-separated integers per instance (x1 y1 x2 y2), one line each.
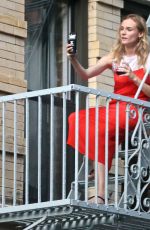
75 91 79 200
85 94 89 202
13 100 17 206
25 98 29 204
94 95 99 204
124 103 130 210
50 94 54 201
105 98 110 206
38 96 42 203
2 102 6 207
62 92 67 199
114 101 119 208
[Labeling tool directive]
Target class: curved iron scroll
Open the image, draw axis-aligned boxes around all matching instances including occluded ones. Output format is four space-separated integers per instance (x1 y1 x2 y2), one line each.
119 106 150 212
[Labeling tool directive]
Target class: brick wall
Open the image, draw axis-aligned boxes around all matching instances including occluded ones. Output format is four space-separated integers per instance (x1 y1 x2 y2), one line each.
0 0 27 93
0 0 27 205
88 0 123 105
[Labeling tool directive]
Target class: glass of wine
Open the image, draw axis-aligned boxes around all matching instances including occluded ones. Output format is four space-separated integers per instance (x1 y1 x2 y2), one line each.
112 60 126 75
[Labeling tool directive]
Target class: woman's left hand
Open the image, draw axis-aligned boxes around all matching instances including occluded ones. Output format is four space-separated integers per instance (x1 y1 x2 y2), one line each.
121 62 139 83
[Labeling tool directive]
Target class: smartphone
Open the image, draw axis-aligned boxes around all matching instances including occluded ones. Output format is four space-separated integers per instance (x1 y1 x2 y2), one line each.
68 32 77 54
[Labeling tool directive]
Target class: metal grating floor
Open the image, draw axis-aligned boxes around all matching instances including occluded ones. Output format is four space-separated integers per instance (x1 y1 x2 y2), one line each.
0 200 150 230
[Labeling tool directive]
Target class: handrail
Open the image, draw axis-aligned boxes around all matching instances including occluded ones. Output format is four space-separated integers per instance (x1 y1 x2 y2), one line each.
134 65 150 99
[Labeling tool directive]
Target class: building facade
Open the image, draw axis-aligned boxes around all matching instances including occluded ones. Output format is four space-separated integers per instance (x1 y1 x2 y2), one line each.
0 0 150 229
0 0 27 213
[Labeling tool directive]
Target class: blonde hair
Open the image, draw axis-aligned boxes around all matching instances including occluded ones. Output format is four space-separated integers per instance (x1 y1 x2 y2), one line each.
111 14 150 66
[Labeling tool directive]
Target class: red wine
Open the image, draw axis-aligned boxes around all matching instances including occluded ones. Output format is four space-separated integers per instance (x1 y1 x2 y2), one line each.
116 70 126 75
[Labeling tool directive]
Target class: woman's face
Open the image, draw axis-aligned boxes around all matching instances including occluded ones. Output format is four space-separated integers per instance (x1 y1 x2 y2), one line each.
119 18 143 47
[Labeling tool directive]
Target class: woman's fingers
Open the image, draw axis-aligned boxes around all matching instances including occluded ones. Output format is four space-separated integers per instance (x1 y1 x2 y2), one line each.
66 44 75 57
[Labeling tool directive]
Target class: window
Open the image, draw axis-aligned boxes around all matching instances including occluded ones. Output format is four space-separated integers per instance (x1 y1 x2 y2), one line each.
25 0 71 90
122 0 150 21
25 0 88 202
25 0 88 91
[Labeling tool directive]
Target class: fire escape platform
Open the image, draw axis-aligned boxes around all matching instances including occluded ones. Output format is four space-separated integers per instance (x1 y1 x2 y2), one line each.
1 200 150 229
0 84 149 229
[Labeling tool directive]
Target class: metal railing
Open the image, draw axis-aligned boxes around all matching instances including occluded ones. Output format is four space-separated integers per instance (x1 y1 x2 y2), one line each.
0 84 150 228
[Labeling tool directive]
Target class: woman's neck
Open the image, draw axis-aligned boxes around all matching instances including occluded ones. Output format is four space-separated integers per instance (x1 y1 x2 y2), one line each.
124 45 136 57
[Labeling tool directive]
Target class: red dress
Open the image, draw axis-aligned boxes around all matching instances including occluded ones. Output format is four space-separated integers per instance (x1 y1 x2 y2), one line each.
67 68 150 170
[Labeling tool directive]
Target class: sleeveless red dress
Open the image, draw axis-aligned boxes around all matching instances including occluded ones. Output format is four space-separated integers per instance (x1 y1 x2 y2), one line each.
67 68 150 170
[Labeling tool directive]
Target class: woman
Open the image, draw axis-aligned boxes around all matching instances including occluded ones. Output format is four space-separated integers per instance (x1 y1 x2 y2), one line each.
66 14 150 204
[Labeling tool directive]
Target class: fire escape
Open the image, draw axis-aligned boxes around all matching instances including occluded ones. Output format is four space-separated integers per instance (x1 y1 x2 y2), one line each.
0 84 150 229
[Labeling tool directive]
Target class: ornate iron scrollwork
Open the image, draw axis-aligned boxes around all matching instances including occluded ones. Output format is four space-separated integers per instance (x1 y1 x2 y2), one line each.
119 106 150 212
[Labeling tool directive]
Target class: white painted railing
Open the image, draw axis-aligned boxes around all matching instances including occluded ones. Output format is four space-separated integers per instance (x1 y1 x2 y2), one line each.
0 84 150 228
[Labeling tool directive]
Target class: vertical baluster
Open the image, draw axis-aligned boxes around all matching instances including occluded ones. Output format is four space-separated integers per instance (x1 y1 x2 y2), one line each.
137 106 142 210
2 102 6 207
94 95 99 204
13 100 17 206
105 98 110 206
75 91 79 200
50 94 54 201
25 98 29 204
114 101 119 208
85 94 89 202
62 92 67 199
38 96 42 203
124 103 130 209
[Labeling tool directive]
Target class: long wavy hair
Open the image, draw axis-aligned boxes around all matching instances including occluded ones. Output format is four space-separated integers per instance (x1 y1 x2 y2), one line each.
111 14 150 67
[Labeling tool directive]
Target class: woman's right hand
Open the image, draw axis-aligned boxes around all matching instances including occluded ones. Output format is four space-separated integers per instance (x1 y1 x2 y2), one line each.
66 43 76 58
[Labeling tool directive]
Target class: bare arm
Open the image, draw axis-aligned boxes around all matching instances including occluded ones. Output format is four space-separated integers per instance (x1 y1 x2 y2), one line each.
67 44 112 80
